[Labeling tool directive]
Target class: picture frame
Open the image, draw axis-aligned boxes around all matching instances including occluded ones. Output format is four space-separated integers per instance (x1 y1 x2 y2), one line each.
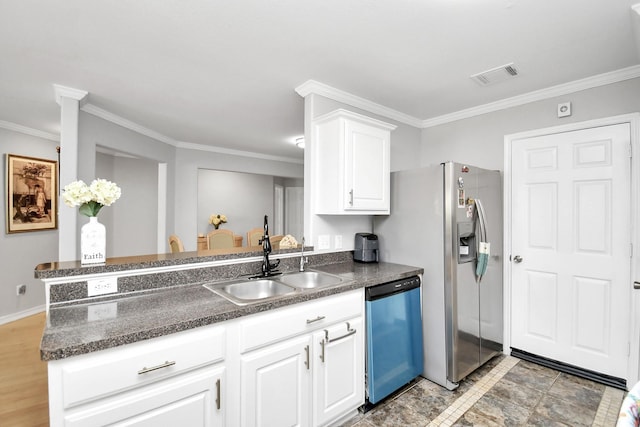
6 154 57 233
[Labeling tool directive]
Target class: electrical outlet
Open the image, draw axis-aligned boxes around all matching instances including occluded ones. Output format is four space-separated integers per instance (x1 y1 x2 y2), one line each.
87 302 118 321
87 277 118 297
16 284 26 296
318 235 330 250
334 235 343 249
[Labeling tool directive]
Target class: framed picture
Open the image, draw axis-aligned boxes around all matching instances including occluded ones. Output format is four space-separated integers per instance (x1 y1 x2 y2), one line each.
6 154 57 233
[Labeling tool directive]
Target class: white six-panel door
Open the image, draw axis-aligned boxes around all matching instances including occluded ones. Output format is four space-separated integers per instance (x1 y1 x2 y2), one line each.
510 123 631 379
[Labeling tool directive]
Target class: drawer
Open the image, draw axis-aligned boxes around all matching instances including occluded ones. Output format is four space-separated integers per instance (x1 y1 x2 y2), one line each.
238 289 363 353
54 324 225 408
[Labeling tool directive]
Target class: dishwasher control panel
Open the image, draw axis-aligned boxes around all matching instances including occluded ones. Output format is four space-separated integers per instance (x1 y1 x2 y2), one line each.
365 275 421 301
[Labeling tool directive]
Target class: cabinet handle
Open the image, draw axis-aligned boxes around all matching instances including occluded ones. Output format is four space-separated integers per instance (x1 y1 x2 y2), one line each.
306 315 325 324
324 322 357 343
137 360 176 375
320 339 326 363
215 379 221 410
349 189 354 206
304 345 310 370
635 281 640 290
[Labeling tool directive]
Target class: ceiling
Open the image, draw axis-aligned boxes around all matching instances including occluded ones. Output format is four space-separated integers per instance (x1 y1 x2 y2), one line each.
1 0 640 162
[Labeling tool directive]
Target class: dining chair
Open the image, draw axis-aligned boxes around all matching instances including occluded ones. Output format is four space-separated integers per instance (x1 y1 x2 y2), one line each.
246 227 264 247
168 234 185 253
207 229 236 250
270 234 284 250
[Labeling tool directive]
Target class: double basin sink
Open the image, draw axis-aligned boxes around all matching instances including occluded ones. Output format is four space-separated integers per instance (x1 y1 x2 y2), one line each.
203 270 344 305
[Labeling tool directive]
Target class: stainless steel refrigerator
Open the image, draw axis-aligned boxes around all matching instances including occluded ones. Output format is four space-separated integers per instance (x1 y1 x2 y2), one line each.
374 162 503 390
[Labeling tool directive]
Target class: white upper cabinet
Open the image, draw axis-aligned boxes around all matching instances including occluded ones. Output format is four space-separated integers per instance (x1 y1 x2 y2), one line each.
312 109 396 214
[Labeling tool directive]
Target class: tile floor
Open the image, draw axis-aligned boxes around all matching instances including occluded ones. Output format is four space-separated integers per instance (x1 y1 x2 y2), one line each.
344 355 626 426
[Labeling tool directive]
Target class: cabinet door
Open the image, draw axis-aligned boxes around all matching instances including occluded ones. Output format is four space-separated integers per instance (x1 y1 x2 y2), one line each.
240 335 312 427
343 120 390 212
313 317 365 426
63 366 225 427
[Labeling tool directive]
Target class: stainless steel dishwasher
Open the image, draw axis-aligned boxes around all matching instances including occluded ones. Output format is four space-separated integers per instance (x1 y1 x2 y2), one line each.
364 275 424 407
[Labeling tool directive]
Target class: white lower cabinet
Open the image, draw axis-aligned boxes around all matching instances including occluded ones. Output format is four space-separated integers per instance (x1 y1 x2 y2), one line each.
48 290 364 427
240 334 313 427
238 290 365 427
313 317 364 426
48 324 227 427
63 366 225 427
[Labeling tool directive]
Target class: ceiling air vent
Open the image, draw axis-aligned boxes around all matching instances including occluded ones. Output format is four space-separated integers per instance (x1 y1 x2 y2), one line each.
470 63 519 86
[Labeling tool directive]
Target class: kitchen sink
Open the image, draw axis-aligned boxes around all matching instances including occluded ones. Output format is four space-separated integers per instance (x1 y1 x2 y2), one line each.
204 279 297 305
278 271 343 289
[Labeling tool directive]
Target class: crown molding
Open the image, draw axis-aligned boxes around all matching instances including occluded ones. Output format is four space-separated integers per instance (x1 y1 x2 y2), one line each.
82 103 303 164
176 141 303 164
295 80 424 128
81 104 179 146
421 64 640 128
53 84 88 106
0 119 59 141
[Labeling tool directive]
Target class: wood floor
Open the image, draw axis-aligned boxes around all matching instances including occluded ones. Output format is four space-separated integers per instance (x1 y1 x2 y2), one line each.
0 313 49 427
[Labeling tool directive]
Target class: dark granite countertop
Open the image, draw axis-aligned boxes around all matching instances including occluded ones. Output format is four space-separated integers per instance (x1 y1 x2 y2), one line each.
34 246 309 279
40 261 422 361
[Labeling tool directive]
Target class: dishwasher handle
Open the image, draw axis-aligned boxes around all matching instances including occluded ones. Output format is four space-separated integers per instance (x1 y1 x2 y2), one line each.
366 276 421 301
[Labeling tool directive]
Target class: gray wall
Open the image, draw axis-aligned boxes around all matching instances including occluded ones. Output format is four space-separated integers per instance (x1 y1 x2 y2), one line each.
197 169 274 242
420 78 640 170
0 128 58 321
96 153 159 257
173 147 303 251
79 113 177 258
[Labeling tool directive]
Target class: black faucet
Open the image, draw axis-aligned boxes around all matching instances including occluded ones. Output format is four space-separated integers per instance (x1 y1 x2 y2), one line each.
260 215 280 277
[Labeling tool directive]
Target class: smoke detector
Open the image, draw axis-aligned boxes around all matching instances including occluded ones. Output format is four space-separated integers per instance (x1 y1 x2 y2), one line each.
470 63 519 86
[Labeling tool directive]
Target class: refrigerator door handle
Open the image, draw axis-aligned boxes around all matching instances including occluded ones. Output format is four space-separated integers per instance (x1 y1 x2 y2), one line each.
475 199 489 283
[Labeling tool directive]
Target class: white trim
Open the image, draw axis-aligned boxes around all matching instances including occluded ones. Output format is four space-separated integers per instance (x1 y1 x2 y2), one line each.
82 104 303 164
53 84 88 106
503 112 640 387
424 65 640 127
176 141 303 164
296 66 640 130
0 305 45 325
157 163 168 254
0 119 59 141
295 80 423 128
81 103 177 145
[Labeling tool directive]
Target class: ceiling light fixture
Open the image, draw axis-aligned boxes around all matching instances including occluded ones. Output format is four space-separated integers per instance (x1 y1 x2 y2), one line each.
295 137 305 149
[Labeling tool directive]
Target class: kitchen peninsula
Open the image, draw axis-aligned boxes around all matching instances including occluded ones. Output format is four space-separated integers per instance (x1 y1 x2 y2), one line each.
36 248 422 426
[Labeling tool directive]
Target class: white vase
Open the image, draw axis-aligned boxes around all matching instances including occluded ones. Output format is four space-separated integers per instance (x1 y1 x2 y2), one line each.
81 216 106 265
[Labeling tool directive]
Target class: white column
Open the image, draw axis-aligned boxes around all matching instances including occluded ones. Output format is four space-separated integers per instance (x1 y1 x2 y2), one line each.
54 85 88 262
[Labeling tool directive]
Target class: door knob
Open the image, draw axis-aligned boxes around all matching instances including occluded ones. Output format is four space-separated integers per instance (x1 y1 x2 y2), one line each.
513 255 523 263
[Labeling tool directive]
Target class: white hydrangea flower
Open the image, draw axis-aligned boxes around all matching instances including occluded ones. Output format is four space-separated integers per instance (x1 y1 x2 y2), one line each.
62 178 122 216
89 179 122 206
62 180 92 207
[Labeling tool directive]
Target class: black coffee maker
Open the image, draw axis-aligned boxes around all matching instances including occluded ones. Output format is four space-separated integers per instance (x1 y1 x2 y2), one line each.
353 233 379 263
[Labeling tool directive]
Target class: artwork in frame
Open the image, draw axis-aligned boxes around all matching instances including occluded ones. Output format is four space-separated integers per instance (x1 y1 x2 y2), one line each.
6 154 57 233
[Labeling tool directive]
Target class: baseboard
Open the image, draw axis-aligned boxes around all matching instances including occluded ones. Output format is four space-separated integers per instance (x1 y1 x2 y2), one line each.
0 305 45 325
511 347 626 390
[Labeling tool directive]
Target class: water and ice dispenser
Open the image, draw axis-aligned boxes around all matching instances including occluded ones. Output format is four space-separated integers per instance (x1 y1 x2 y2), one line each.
457 222 475 264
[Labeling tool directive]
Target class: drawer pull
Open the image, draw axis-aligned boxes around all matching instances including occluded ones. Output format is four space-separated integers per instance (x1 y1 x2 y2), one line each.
635 281 640 290
306 315 325 324
137 360 176 375
215 379 221 410
324 322 356 343
304 345 310 370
